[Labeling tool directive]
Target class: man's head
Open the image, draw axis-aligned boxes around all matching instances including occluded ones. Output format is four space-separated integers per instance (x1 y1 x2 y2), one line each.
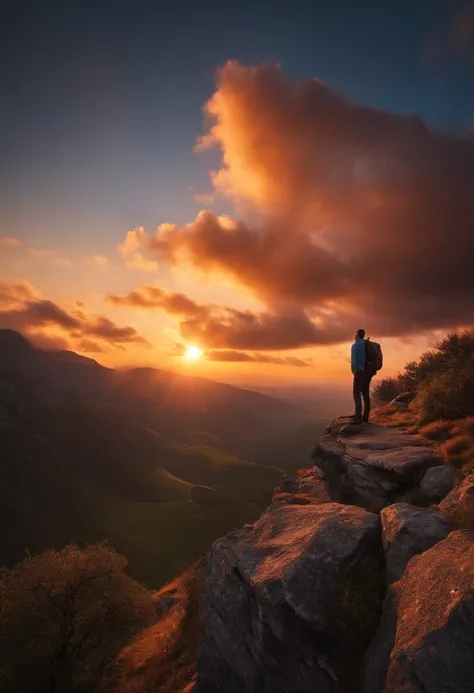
355 328 366 340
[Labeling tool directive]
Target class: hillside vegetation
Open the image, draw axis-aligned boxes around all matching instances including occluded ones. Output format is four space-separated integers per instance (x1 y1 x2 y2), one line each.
373 330 474 474
0 544 155 693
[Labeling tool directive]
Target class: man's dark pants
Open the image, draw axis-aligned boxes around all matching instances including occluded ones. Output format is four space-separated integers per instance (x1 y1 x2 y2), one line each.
353 371 373 422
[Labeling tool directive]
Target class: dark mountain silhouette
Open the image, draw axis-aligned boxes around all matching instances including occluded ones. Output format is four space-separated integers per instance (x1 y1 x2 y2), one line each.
0 330 311 587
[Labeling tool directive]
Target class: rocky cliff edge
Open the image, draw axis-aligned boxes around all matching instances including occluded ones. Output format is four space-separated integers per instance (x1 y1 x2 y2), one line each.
186 417 474 693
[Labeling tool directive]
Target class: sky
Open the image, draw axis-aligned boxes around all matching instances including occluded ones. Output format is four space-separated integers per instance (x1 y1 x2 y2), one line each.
1 0 474 385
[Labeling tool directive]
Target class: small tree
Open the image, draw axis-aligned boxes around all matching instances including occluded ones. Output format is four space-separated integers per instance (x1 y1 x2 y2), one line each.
0 543 155 693
399 331 474 395
438 330 474 365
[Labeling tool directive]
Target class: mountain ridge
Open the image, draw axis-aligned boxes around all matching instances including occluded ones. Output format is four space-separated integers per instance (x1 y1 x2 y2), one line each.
0 330 314 587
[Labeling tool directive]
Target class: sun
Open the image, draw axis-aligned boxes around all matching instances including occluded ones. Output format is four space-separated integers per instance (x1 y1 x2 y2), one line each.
184 345 203 362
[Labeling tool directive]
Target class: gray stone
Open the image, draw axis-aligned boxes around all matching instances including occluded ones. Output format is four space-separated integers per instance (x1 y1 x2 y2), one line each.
312 417 441 508
380 502 455 583
389 392 415 409
365 530 474 693
195 503 383 693
420 465 456 500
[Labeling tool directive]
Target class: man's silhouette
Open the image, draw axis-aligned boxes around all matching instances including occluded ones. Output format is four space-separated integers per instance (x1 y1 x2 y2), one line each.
351 328 373 424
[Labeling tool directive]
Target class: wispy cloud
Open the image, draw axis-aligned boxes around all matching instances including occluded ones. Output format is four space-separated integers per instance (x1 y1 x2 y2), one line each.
0 236 20 247
28 248 72 267
173 342 311 367
206 349 311 367
86 254 109 266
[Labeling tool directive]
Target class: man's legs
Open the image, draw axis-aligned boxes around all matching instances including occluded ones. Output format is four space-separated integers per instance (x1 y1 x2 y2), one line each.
362 374 372 422
353 373 363 421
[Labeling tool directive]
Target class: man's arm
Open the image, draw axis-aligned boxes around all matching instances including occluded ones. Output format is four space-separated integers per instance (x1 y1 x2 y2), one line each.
351 343 356 374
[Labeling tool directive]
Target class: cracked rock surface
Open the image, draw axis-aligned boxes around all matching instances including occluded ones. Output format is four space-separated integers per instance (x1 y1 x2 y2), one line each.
312 417 442 508
191 418 472 693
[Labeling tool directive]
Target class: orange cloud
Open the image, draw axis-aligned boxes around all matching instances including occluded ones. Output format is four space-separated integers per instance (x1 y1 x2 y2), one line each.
118 227 147 256
126 252 158 273
0 276 149 351
206 350 311 367
0 236 20 247
119 62 474 344
86 254 109 266
105 284 346 349
107 285 207 316
172 342 311 368
0 277 38 305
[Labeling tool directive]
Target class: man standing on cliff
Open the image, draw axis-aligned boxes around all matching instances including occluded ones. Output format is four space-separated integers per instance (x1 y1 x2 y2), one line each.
351 328 373 424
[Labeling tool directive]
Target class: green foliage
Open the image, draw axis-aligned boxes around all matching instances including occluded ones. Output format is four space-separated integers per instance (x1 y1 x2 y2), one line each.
372 377 402 404
416 367 474 422
375 330 474 425
0 544 154 693
377 330 474 402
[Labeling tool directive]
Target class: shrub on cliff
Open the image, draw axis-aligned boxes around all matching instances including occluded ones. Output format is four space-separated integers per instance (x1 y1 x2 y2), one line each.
0 543 155 693
416 366 474 422
374 331 474 425
400 330 474 390
372 377 403 404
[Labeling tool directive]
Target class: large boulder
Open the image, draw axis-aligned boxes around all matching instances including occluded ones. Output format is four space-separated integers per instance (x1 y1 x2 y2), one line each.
439 473 474 526
195 503 384 693
365 530 474 693
380 502 454 583
420 465 456 501
312 417 442 508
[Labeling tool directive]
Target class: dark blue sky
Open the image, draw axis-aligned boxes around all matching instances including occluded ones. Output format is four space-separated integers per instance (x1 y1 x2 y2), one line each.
2 0 474 251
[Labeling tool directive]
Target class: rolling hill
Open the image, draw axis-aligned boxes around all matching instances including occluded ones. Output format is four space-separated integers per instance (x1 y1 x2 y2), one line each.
0 330 310 586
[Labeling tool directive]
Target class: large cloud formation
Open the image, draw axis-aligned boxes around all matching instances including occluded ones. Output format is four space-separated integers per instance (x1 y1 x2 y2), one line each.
0 276 149 352
106 284 325 352
119 62 474 347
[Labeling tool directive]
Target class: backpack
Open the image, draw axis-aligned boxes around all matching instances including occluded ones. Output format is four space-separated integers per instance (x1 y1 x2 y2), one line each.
366 339 383 374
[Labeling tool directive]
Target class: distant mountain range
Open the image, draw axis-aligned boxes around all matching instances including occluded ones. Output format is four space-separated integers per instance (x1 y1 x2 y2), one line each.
0 330 320 587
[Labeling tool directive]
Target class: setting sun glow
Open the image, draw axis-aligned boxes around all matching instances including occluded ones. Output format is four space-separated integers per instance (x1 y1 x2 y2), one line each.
184 345 203 361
